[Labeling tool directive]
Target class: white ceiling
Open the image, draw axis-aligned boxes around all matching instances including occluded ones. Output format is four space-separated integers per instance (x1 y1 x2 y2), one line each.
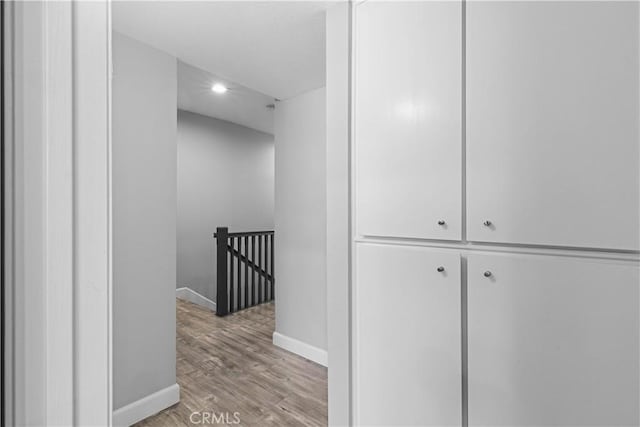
177 60 275 134
112 1 331 101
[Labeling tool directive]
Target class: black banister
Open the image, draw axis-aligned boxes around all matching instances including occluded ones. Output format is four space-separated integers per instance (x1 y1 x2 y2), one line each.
215 227 229 316
244 236 249 309
214 230 274 238
214 227 275 317
258 234 263 303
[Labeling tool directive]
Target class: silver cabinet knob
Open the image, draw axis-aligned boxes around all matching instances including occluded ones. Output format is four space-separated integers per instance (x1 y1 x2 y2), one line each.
437 266 445 272
438 220 446 226
483 220 492 227
484 271 492 278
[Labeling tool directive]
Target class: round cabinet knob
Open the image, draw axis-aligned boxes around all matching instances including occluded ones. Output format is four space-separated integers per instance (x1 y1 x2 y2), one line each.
438 220 446 226
484 271 492 278
437 266 445 272
483 220 492 227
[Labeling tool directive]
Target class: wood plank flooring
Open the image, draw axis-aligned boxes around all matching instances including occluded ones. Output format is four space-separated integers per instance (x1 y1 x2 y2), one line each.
134 299 328 427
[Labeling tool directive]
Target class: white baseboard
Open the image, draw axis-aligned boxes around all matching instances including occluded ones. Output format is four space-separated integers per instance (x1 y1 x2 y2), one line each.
112 383 180 427
273 332 328 367
176 286 216 312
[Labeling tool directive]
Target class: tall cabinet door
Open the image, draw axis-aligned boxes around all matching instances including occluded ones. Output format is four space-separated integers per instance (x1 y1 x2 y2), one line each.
468 253 640 426
355 243 461 426
466 1 640 250
355 1 462 241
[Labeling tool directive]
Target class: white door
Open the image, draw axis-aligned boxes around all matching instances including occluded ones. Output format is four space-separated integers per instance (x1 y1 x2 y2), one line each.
467 252 640 426
354 1 462 241
466 1 640 250
354 243 461 426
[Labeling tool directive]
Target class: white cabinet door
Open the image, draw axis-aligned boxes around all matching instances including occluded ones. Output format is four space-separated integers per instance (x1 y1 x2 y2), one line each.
466 1 640 250
468 253 640 426
354 243 461 426
355 1 462 241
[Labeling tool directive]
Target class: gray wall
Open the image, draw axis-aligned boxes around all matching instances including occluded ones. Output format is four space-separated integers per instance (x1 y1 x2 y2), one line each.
113 33 177 410
177 110 275 301
274 87 328 351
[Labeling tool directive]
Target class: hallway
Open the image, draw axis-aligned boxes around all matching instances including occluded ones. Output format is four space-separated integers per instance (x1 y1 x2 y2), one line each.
135 300 328 426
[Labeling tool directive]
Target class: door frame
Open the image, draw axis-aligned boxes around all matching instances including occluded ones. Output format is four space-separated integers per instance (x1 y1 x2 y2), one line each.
326 2 353 426
5 1 112 425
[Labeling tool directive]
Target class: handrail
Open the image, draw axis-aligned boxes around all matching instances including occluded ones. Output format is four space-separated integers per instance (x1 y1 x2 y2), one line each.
214 227 275 316
214 230 274 238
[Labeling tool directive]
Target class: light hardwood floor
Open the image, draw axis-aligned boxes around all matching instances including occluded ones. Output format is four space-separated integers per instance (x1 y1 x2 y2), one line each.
135 299 328 426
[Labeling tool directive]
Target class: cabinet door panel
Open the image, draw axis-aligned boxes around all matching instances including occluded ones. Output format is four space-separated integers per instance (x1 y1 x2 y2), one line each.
355 243 461 426
468 253 640 426
466 1 640 250
355 1 462 240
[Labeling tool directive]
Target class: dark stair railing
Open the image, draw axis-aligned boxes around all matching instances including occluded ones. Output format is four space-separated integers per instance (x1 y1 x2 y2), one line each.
214 227 274 316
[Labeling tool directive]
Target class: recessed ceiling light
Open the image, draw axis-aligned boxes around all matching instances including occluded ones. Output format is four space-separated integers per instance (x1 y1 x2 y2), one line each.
211 83 228 94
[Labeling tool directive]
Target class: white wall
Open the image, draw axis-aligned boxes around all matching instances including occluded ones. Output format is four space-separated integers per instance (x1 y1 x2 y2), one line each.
274 87 328 354
177 110 275 301
112 33 178 411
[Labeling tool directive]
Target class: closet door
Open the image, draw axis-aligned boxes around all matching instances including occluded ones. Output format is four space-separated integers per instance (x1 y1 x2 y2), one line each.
355 243 461 426
467 253 640 426
355 1 462 241
466 1 640 250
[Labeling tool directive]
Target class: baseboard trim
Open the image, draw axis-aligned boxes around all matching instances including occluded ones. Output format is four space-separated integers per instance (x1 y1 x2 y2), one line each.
113 383 180 427
273 332 328 367
176 286 216 312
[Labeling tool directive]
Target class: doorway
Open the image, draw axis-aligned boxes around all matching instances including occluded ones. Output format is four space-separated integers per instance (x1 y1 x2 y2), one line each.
110 2 340 425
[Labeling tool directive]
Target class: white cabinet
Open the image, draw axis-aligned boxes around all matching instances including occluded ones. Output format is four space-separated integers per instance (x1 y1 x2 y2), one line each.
355 243 461 426
352 2 640 425
354 1 462 241
466 1 640 250
467 253 640 426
